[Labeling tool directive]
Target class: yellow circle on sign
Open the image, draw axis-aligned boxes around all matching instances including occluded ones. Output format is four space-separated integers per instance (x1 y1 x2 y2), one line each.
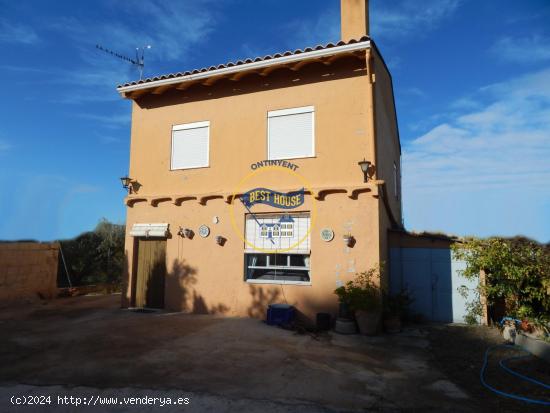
228 166 317 254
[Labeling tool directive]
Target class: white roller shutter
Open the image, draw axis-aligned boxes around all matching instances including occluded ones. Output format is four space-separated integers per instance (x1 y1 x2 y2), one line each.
171 121 210 170
268 106 314 160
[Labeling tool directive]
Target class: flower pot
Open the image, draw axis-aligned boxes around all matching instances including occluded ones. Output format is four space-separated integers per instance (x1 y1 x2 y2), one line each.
338 302 353 319
520 319 533 333
355 309 379 335
383 315 402 334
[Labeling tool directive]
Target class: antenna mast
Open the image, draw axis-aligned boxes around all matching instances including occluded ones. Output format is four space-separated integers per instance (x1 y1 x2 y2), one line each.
96 44 152 80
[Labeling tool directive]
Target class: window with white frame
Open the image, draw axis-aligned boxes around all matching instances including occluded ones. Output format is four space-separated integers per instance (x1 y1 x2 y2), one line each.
268 106 315 160
171 121 210 170
245 213 310 284
245 253 310 283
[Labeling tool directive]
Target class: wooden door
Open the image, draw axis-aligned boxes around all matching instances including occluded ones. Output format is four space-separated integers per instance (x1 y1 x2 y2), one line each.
135 239 166 309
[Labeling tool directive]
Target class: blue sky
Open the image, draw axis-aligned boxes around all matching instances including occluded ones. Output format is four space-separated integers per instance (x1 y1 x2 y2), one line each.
0 0 549 242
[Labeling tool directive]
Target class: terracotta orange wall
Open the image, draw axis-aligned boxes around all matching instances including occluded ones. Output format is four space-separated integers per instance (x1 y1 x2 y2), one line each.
372 49 402 225
124 194 381 319
122 56 399 319
127 58 373 196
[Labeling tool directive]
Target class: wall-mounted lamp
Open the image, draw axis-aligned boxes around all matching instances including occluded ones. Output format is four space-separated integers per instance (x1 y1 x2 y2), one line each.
120 176 133 190
358 159 371 183
178 227 194 238
120 176 141 194
215 236 226 246
343 233 354 247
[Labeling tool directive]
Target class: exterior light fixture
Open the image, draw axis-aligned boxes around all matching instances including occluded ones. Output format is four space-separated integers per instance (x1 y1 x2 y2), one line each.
177 227 194 238
358 159 371 183
215 236 225 246
120 176 133 190
343 233 354 247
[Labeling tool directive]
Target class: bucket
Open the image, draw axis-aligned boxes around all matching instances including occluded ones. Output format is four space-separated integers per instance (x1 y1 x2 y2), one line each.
266 304 295 326
316 313 331 331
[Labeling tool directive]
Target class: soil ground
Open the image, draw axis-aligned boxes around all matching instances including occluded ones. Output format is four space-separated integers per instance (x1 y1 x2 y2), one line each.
427 324 549 413
1 294 548 412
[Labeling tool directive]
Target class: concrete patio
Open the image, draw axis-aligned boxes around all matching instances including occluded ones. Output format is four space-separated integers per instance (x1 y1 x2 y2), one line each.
0 294 475 412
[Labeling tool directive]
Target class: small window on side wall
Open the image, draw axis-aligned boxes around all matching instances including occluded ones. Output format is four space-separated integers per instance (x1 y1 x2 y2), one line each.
393 162 398 199
268 106 314 160
171 121 210 170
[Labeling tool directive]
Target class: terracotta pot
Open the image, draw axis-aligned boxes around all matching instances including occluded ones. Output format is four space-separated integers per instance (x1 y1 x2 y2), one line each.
355 309 380 335
383 315 402 334
520 320 533 333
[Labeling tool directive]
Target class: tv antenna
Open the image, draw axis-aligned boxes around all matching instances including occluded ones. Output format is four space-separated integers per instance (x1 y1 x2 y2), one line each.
96 44 152 80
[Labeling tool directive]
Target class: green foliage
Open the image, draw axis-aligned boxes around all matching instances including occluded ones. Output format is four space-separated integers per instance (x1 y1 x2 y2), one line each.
452 237 550 321
59 218 125 286
457 284 483 325
383 289 413 317
334 265 382 312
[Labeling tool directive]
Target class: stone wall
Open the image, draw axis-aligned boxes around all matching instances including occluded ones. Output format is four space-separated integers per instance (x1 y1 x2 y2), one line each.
0 243 59 305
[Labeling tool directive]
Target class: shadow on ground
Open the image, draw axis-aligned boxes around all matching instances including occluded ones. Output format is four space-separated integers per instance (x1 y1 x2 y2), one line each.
0 295 525 412
427 324 550 413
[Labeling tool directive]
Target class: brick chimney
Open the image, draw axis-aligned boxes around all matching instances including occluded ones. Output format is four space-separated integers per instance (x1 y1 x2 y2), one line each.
341 0 370 41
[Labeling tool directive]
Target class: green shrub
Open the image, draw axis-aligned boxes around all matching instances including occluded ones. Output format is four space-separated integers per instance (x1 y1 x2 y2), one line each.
335 265 382 312
452 237 550 322
59 218 125 286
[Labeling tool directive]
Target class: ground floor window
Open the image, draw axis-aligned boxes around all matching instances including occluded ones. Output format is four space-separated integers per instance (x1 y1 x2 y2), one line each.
244 212 311 284
245 253 310 283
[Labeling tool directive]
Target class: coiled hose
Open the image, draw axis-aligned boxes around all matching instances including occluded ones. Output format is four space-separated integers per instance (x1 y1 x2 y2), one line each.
481 344 550 406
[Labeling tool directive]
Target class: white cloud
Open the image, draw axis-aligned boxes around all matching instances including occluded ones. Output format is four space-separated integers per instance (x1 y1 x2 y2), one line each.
51 0 217 64
42 0 220 105
491 35 550 64
449 96 482 111
371 0 462 39
401 87 427 98
405 68 550 191
403 68 550 240
0 19 39 44
284 8 340 48
76 112 130 129
283 0 462 49
98 135 122 145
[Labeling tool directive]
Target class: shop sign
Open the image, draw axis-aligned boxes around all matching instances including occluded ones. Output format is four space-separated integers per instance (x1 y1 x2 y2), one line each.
241 188 305 209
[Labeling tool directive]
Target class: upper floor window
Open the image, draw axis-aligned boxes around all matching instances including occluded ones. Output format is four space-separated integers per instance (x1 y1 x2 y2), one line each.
171 121 210 170
268 106 315 160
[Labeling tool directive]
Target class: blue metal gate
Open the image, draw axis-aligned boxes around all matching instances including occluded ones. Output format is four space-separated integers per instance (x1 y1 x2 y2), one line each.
390 247 476 323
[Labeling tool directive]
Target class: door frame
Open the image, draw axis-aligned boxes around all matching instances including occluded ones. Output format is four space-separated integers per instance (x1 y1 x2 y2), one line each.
131 237 167 309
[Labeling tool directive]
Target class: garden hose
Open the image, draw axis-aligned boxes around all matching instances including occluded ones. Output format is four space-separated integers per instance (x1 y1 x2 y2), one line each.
499 354 550 390
480 344 550 406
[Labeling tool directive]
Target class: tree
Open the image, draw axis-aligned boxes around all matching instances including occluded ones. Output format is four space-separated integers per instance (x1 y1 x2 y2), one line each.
452 237 550 322
94 218 126 284
59 219 125 286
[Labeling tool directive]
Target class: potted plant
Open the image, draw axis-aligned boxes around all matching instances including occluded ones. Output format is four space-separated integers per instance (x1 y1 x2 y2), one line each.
517 305 535 334
335 266 381 335
383 289 412 333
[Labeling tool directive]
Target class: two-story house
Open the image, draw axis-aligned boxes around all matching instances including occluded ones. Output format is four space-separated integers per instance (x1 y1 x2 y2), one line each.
117 0 402 320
